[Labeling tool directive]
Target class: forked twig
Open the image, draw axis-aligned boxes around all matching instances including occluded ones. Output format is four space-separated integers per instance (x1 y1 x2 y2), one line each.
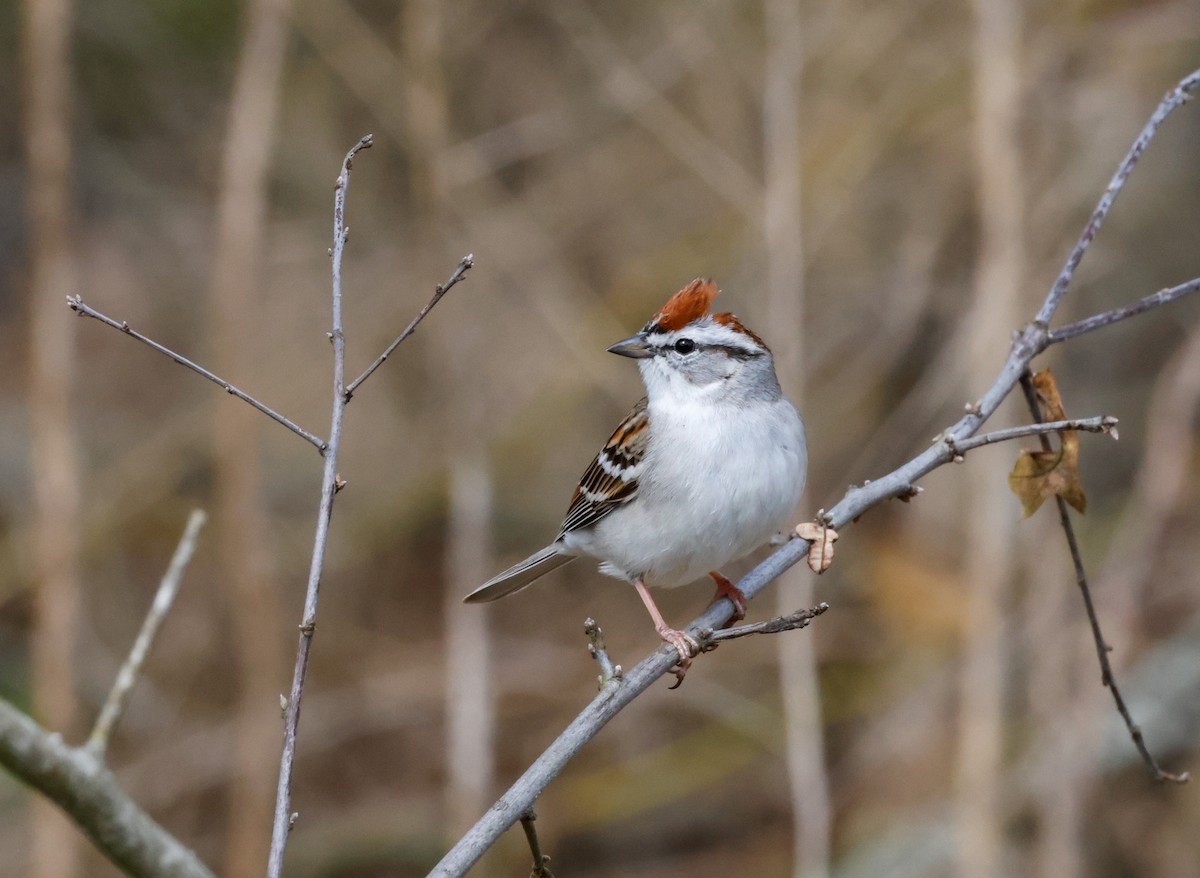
345 254 475 398
1035 70 1200 325
1018 372 1186 783
68 296 327 452
86 509 207 760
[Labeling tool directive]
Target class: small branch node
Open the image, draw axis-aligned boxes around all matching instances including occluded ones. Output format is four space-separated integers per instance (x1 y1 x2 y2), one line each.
288 812 299 831
584 617 621 686
279 695 288 718
334 475 347 493
299 621 316 636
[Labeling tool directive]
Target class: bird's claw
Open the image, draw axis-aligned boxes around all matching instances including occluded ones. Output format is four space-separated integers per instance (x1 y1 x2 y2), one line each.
657 626 699 688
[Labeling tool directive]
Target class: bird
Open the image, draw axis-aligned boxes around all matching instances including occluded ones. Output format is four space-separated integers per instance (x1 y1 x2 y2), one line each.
464 278 807 682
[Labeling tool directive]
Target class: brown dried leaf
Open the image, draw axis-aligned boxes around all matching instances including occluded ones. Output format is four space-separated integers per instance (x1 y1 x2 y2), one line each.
796 522 839 573
1008 369 1087 517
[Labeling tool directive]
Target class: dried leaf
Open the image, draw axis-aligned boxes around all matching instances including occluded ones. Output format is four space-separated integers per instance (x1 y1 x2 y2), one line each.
1008 369 1087 517
796 522 839 573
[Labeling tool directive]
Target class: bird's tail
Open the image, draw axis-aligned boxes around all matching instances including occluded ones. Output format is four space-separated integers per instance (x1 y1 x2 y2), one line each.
463 545 574 603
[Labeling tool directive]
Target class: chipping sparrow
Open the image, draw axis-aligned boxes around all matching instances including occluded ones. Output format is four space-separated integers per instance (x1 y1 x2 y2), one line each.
465 279 807 681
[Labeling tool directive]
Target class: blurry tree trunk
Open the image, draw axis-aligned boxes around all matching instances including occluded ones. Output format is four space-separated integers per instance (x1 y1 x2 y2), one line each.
209 0 291 873
399 0 498 840
955 2 1023 876
21 0 83 875
443 456 496 834
764 2 831 876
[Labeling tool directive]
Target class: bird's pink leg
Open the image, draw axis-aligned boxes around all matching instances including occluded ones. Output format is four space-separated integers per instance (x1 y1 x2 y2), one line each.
707 570 746 624
634 578 699 687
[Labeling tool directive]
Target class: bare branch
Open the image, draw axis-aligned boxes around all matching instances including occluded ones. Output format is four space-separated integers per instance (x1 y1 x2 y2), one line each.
1048 277 1200 345
1035 70 1200 325
698 603 830 648
431 68 1200 876
67 296 327 452
519 810 555 878
345 254 475 399
947 415 1118 457
0 699 215 878
1017 372 1187 784
86 510 207 760
267 133 371 878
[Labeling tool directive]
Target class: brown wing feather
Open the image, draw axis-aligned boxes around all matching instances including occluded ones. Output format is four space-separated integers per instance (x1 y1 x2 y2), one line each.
558 399 649 537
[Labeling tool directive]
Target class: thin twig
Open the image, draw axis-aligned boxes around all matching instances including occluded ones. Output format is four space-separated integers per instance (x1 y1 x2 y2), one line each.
519 810 555 878
947 416 1118 456
344 254 475 399
1035 70 1200 326
1018 372 1187 783
698 603 830 648
584 617 622 688
267 133 372 878
429 69 1200 876
67 296 327 452
85 510 207 760
1048 277 1200 344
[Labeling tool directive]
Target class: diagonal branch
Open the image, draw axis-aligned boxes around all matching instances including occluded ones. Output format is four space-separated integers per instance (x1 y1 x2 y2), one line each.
1018 372 1186 783
430 67 1200 876
1047 277 1200 344
345 253 475 399
946 415 1118 456
67 296 327 452
86 509 207 760
1035 70 1200 325
0 699 216 878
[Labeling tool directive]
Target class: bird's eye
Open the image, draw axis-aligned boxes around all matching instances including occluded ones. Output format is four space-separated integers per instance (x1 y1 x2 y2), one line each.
673 338 696 354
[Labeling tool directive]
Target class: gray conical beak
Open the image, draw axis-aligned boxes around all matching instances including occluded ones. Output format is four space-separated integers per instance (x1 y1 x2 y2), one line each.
607 334 653 359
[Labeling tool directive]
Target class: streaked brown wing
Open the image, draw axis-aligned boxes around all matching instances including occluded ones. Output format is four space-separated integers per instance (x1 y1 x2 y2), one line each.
558 398 649 537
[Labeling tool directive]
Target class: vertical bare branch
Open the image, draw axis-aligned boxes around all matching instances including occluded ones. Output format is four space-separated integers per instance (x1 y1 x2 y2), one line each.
86 510 207 759
208 0 293 872
22 0 82 873
1018 374 1186 783
266 133 372 878
955 2 1024 875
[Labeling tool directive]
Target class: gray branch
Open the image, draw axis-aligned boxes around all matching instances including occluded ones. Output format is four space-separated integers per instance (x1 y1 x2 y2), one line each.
86 509 207 759
429 66 1200 877
267 132 372 878
345 254 475 399
0 701 215 878
67 296 327 452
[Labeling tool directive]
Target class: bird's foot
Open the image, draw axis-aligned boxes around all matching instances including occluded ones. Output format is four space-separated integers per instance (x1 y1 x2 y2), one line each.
707 570 746 625
655 624 700 689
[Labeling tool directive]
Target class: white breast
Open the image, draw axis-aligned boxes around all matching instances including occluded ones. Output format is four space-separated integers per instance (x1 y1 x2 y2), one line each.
565 395 807 588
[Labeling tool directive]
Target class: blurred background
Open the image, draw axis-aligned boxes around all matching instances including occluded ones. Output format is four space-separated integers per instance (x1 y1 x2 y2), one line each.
4 1 1200 876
